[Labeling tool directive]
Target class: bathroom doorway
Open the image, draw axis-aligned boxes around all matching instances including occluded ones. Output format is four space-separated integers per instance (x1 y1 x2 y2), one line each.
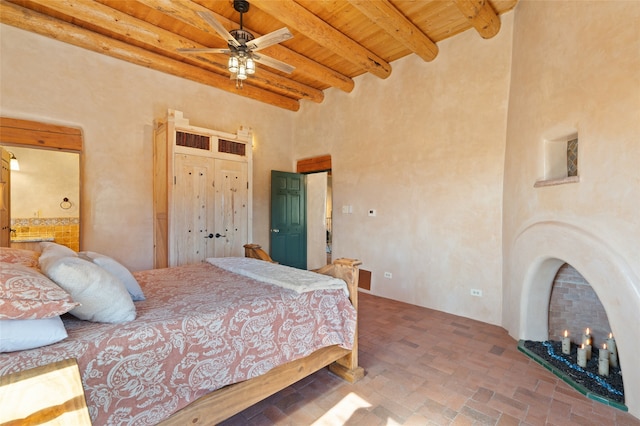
0 117 82 251
2 146 80 251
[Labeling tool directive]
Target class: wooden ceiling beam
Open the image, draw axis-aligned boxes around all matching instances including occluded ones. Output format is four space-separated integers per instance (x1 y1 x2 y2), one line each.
348 0 438 62
250 0 392 79
136 0 354 93
454 0 501 39
0 2 300 111
14 0 322 103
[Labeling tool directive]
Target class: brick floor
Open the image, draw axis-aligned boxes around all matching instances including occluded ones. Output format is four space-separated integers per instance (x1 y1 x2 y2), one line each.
220 292 640 425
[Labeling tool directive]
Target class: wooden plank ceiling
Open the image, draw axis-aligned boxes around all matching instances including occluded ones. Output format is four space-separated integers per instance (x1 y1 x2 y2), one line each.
1 0 518 111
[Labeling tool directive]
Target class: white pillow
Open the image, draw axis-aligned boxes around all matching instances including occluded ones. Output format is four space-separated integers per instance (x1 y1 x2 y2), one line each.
79 251 145 301
38 242 78 272
41 257 136 323
0 316 68 352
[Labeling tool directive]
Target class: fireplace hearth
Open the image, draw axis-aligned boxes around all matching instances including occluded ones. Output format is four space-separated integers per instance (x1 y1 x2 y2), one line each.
519 340 626 411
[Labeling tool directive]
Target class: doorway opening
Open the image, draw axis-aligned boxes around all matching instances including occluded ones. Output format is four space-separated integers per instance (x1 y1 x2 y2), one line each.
0 117 83 251
2 146 80 251
297 155 331 269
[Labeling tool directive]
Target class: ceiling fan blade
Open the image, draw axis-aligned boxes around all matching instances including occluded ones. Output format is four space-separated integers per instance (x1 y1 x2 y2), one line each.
252 53 295 74
177 47 230 54
197 11 240 48
248 27 293 52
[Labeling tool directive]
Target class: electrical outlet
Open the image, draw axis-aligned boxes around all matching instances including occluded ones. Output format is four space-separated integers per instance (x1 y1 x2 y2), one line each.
470 289 483 297
384 272 392 279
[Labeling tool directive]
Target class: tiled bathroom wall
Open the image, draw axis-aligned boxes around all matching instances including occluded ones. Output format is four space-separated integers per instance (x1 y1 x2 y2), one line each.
11 217 80 251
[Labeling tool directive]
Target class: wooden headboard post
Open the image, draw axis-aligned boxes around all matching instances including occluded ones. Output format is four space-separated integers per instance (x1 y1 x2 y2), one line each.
243 243 277 263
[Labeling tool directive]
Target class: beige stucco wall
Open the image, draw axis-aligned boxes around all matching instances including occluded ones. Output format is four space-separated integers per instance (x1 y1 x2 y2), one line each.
293 13 514 326
0 24 295 271
502 1 640 417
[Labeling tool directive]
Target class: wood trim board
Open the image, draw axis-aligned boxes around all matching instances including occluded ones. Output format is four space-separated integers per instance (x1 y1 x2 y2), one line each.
297 154 331 173
0 117 83 152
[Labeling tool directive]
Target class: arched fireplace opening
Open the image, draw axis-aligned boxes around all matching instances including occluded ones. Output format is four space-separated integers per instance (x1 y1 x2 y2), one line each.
508 221 640 416
524 263 626 406
519 260 626 408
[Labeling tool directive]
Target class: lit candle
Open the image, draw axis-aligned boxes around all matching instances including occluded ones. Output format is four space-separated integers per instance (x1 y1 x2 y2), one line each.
606 333 618 368
577 344 587 368
582 327 591 346
585 338 592 361
599 343 610 376
562 330 571 355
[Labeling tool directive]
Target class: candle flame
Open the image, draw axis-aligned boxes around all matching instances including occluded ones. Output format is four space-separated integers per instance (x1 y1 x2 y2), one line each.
586 327 590 335
564 330 568 338
609 332 613 339
581 344 584 349
587 338 591 345
603 343 607 350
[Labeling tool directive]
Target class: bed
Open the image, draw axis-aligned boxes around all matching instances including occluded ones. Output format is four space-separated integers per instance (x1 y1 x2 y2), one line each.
0 244 364 425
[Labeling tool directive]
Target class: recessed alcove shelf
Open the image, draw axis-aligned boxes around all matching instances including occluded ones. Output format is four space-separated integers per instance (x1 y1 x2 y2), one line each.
534 175 580 188
536 134 579 187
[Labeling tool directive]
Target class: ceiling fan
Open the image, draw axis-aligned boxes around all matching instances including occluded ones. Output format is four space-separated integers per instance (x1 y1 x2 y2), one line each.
178 0 295 88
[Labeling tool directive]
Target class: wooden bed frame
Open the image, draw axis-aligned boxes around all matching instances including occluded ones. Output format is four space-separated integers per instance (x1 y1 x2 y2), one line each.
160 244 365 425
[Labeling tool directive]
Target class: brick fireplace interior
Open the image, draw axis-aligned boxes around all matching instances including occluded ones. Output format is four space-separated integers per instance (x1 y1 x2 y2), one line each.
548 263 613 350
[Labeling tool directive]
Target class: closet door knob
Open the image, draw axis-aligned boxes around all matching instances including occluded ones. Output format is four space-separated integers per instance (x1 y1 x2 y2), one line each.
205 233 226 238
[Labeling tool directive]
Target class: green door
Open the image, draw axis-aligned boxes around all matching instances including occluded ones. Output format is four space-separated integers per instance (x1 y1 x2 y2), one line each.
270 170 306 269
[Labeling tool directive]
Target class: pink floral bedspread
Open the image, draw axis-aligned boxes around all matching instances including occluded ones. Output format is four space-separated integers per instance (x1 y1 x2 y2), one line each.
0 263 356 425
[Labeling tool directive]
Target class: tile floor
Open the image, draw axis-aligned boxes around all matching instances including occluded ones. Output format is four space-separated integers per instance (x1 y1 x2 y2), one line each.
220 292 640 425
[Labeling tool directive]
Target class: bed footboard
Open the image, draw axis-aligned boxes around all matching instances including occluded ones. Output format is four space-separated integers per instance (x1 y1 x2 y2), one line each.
244 243 364 380
161 246 364 425
313 257 365 383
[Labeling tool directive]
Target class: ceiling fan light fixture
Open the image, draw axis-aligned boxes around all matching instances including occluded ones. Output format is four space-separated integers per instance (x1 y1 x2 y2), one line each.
237 64 248 80
246 57 255 74
228 56 239 73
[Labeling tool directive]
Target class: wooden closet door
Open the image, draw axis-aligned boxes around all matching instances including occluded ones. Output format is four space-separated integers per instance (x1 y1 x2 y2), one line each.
213 159 248 257
172 154 216 265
